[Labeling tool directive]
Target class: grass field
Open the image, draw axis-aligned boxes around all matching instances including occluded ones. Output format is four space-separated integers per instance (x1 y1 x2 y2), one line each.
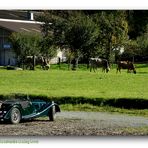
0 64 147 100
0 63 148 114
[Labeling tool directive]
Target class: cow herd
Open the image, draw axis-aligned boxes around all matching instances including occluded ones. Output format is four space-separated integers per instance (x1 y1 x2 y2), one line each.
89 57 136 74
23 55 136 74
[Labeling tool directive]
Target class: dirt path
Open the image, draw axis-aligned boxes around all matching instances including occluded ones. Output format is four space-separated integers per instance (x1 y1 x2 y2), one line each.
1 111 148 136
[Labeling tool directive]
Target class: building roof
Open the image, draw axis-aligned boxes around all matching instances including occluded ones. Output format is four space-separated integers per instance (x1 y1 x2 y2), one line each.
0 10 40 21
0 10 29 20
0 19 42 33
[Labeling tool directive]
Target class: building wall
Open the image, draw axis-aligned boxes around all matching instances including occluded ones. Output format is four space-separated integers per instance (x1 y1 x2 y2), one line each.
50 49 67 64
0 27 16 66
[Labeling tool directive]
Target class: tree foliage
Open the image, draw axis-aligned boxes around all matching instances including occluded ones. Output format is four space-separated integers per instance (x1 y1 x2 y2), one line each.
9 10 148 71
40 34 57 59
37 11 101 69
127 10 148 39
136 25 148 55
93 11 128 61
9 32 41 68
65 13 100 55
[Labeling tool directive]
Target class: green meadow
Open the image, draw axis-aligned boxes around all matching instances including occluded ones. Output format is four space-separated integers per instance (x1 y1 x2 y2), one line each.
0 64 147 100
0 63 148 116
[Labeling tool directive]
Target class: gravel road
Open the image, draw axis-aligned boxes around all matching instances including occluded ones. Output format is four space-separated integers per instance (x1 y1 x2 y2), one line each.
1 111 148 136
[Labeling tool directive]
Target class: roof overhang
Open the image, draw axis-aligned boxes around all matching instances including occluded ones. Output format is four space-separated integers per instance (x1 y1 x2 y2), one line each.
0 18 42 34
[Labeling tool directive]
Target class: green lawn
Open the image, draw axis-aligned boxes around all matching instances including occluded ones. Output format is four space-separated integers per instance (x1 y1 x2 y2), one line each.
0 64 147 100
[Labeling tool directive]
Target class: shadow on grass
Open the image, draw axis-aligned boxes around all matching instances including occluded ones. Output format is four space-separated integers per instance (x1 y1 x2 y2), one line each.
0 93 148 110
137 72 148 74
136 64 148 68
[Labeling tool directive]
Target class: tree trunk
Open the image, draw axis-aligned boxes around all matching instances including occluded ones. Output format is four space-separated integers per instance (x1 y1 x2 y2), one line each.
71 58 76 70
32 55 36 70
68 57 72 70
58 57 61 69
87 58 90 69
76 57 79 69
132 56 135 63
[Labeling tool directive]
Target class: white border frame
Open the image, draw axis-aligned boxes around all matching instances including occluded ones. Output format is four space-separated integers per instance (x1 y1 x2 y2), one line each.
0 0 148 10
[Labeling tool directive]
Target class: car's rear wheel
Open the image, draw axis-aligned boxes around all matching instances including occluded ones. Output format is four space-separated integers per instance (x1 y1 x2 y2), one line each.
10 108 21 124
49 106 56 121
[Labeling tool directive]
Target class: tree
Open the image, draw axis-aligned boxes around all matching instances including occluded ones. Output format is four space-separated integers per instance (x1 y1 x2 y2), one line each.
127 10 148 39
36 10 67 46
36 11 67 66
95 11 128 63
136 25 148 56
122 40 139 62
64 13 100 70
40 34 57 60
126 11 148 62
37 11 100 70
37 10 131 67
9 32 41 69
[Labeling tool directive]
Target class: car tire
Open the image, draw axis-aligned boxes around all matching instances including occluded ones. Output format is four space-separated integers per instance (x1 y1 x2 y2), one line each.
49 106 56 121
10 108 21 124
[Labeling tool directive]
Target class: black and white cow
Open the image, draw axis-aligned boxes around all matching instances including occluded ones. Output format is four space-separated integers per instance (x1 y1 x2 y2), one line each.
24 56 50 70
89 58 110 73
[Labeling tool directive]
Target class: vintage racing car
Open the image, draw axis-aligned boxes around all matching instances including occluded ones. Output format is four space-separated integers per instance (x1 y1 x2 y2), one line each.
0 96 60 124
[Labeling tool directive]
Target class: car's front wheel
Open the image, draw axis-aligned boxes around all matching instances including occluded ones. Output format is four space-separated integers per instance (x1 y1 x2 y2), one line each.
10 108 21 124
49 106 56 121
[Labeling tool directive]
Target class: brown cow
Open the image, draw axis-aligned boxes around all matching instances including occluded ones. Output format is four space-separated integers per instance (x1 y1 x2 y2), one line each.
116 61 136 74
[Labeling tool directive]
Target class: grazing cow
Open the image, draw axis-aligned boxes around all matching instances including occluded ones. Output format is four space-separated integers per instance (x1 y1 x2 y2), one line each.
89 58 110 73
36 56 50 70
24 56 50 70
116 61 136 74
24 56 34 70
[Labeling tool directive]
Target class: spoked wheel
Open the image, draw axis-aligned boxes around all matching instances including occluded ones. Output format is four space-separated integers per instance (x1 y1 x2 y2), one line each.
49 106 56 121
10 108 21 124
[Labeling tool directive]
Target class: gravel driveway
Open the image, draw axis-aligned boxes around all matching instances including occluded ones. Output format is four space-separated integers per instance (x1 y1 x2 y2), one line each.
1 111 148 136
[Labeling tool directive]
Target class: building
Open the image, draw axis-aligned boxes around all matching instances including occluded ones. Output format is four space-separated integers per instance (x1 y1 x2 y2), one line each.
0 10 42 66
0 10 67 66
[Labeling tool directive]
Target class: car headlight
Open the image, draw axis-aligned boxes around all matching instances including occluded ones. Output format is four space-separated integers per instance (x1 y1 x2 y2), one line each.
0 111 2 113
4 111 7 113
